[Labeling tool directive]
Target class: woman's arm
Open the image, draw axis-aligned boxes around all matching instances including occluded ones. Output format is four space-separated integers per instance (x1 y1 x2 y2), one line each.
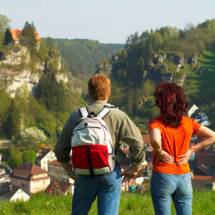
149 128 174 163
178 125 215 164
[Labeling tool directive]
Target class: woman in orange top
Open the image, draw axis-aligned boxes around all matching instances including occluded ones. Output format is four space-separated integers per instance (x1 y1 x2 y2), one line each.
148 82 215 215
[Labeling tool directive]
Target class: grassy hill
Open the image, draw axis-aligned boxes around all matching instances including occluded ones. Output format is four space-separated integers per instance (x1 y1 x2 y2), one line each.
0 191 214 215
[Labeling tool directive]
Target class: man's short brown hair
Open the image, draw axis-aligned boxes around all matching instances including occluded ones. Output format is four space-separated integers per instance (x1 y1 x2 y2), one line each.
88 74 111 101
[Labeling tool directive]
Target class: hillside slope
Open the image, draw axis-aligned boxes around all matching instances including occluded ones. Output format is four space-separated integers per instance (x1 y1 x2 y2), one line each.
47 38 123 76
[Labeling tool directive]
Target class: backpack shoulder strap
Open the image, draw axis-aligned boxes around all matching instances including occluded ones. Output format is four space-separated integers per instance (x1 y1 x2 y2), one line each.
79 107 89 118
97 104 118 119
97 107 111 119
105 103 118 109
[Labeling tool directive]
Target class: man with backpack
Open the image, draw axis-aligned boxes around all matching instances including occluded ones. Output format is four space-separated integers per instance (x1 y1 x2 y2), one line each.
55 74 145 215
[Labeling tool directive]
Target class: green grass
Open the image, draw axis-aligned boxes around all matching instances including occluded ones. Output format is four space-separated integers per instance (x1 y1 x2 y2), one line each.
0 191 214 215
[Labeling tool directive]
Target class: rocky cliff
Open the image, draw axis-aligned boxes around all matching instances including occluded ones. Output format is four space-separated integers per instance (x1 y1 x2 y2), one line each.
0 45 68 97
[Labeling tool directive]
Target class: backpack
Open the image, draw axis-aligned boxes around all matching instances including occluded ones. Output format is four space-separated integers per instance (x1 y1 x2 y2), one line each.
71 105 115 176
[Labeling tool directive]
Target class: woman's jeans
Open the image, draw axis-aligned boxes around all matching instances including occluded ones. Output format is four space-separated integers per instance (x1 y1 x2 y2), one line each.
72 165 122 215
150 172 193 215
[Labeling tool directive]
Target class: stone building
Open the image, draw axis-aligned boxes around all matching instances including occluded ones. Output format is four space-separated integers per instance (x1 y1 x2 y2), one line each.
36 149 56 171
10 163 50 194
48 160 74 184
0 167 11 194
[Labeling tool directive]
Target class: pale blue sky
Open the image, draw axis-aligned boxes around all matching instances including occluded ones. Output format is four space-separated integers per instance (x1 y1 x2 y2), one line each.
0 0 215 43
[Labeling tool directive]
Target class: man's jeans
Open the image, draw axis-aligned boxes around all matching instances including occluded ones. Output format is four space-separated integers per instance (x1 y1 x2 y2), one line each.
150 172 193 215
72 165 122 215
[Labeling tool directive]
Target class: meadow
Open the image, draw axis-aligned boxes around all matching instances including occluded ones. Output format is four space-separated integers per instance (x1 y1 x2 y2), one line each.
0 191 214 215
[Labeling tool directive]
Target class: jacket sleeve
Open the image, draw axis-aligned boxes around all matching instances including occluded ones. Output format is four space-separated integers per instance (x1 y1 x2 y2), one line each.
118 113 145 166
54 112 78 163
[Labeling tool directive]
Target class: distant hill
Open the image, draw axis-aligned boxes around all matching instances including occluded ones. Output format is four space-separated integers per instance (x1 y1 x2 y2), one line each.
45 38 124 77
109 19 215 129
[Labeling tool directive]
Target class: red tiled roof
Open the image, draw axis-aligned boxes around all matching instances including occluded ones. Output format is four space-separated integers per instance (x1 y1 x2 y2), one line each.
9 28 40 42
48 160 62 166
11 163 47 179
9 29 22 41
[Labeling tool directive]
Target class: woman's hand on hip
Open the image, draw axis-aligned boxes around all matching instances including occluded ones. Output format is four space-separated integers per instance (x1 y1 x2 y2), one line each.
157 150 174 163
177 149 193 164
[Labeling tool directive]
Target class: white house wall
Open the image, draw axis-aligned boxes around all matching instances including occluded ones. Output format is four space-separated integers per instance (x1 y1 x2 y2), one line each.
30 178 50 193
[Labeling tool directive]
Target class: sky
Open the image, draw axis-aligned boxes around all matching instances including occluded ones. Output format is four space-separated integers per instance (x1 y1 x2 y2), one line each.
0 0 215 43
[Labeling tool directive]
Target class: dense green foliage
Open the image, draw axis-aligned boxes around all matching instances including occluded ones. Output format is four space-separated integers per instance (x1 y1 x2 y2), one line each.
6 147 23 168
22 149 36 164
0 90 11 135
20 22 37 48
0 13 10 48
110 19 215 129
48 38 123 76
3 28 13 46
0 191 214 215
36 70 69 113
0 14 10 33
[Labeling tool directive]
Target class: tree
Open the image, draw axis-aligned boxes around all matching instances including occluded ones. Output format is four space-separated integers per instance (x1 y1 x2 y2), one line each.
3 28 13 45
22 150 36 164
199 19 215 32
27 96 57 137
7 147 23 168
159 26 179 46
20 21 37 48
0 90 12 135
7 97 23 138
0 14 10 47
36 66 76 114
148 31 164 50
0 14 10 33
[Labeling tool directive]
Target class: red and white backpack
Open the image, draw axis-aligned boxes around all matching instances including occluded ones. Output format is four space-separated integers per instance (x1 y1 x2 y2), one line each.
71 106 115 176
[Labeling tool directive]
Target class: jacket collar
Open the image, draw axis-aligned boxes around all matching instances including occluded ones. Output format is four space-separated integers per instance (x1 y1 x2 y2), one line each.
92 100 108 105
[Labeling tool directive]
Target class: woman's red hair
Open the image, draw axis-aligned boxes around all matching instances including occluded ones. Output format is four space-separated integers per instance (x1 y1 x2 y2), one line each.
155 82 188 127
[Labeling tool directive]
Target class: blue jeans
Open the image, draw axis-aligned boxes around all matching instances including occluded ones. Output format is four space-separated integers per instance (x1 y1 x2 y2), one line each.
72 165 122 215
150 172 192 215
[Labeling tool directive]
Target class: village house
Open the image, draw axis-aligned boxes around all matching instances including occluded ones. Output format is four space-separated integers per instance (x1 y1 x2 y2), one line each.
36 149 56 171
0 154 11 195
10 163 50 194
0 167 11 194
48 160 74 184
9 29 41 45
